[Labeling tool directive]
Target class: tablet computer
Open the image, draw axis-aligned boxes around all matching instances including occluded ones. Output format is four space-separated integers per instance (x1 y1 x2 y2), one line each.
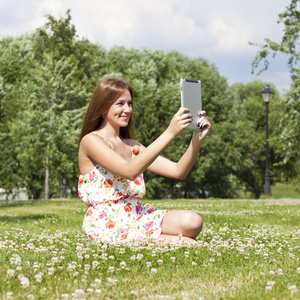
180 78 202 131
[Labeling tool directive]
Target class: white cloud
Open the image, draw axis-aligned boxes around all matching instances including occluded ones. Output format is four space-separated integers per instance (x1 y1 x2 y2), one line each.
256 70 291 95
209 16 253 54
0 0 293 92
69 0 206 51
34 0 66 24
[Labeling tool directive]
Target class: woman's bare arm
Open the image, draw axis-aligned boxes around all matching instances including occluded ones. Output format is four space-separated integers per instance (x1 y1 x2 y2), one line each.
138 111 211 179
79 107 193 180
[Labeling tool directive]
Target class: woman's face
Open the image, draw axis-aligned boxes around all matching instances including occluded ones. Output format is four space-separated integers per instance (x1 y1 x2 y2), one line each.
106 89 133 128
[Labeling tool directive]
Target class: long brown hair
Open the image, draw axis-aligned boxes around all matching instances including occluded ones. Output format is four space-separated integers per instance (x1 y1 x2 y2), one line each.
79 78 134 142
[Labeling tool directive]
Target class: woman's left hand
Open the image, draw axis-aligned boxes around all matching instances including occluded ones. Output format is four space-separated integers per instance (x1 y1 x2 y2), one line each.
194 111 211 139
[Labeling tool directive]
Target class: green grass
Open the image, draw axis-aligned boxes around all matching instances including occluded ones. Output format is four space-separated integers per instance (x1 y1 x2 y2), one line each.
0 199 299 299
237 183 300 200
271 183 300 199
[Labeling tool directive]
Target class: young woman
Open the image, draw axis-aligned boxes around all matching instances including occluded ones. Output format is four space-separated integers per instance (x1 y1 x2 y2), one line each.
78 77 211 244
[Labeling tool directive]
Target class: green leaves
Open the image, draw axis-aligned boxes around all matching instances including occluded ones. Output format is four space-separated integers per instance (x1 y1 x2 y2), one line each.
0 9 297 200
250 0 300 192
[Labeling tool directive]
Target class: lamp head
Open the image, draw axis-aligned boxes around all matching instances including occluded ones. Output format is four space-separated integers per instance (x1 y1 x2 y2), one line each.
261 85 274 103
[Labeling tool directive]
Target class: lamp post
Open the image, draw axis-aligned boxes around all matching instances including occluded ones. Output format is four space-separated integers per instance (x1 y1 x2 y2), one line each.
261 85 274 196
252 152 259 199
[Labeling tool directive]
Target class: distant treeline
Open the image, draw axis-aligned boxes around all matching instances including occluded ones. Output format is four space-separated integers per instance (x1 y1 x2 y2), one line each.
0 10 298 200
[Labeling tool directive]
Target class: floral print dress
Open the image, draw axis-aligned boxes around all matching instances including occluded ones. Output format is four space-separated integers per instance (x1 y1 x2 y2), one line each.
78 136 169 243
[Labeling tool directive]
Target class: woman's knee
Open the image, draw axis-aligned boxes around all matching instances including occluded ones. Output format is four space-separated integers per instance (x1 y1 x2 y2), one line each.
180 211 203 235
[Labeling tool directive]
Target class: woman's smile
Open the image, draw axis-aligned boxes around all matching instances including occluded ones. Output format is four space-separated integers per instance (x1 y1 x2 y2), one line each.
106 90 133 127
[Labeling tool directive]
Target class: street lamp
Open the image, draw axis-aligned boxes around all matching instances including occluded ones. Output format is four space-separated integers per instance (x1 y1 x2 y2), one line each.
261 85 274 196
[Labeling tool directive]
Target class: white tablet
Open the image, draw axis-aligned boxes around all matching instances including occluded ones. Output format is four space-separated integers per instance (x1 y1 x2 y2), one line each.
180 78 202 131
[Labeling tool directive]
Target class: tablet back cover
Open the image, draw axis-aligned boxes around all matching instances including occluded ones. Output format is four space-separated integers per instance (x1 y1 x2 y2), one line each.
180 78 202 131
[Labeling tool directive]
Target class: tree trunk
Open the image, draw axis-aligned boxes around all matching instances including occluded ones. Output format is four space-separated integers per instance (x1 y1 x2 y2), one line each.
61 175 67 198
45 142 50 200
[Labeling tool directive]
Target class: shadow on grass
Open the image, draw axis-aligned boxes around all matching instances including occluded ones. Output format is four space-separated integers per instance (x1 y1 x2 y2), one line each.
0 200 44 208
0 214 58 223
0 199 79 209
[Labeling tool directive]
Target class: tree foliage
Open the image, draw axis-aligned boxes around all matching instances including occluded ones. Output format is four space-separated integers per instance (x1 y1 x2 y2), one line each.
0 10 296 200
250 0 300 184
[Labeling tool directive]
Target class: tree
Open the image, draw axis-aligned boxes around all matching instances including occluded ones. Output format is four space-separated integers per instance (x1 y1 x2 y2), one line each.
3 9 292 200
229 81 286 197
250 0 300 185
0 12 107 199
0 35 34 196
9 54 89 199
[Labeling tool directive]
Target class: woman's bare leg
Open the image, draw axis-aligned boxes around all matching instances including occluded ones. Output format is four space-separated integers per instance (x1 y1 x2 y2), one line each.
156 210 203 244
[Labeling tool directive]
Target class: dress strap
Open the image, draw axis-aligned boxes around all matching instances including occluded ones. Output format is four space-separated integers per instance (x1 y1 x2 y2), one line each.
92 132 134 153
92 132 112 148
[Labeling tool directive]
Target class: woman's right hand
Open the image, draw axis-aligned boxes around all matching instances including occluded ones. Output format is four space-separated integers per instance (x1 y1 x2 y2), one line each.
166 107 192 137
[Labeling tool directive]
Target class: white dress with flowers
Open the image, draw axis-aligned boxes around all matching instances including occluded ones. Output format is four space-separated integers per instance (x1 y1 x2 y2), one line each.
78 137 169 243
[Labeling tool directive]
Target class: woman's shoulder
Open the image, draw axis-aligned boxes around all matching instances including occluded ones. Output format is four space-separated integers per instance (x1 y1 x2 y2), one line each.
80 132 111 149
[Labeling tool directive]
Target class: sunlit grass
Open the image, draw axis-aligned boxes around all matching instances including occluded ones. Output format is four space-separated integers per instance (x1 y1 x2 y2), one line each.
238 183 300 199
0 199 299 299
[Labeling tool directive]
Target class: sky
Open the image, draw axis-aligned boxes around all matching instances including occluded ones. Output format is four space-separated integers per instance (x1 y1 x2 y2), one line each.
0 0 292 94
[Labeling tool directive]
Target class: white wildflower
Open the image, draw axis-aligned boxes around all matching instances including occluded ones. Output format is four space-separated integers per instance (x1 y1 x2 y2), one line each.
267 281 276 286
108 266 115 273
74 289 85 298
265 286 272 292
288 285 297 294
51 257 58 263
178 232 183 240
151 268 157 274
35 273 43 283
10 254 22 266
107 278 118 285
7 269 15 278
72 272 79 277
136 254 143 260
18 274 30 289
48 267 55 275
269 270 275 275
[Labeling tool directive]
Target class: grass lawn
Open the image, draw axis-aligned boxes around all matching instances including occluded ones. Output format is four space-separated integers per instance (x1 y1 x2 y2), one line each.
0 198 299 299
